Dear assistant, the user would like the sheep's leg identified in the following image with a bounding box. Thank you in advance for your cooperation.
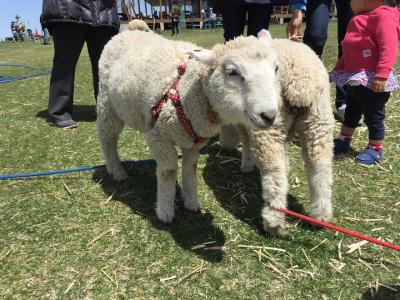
[299,122,333,223]
[250,129,289,236]
[155,165,178,224]
[259,142,288,236]
[219,125,241,150]
[181,147,200,212]
[96,101,127,181]
[236,125,255,173]
[146,136,179,224]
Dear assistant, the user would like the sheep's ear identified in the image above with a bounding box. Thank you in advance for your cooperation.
[187,49,216,66]
[258,29,272,45]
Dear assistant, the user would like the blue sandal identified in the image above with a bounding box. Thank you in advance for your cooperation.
[355,148,382,165]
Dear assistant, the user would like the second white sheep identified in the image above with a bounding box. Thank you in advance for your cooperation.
[220,39,334,235]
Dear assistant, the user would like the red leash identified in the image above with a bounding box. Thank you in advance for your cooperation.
[277,207,400,252]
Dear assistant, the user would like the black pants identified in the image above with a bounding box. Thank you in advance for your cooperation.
[335,0,353,109]
[171,19,179,35]
[48,23,115,123]
[222,1,273,41]
[344,85,390,141]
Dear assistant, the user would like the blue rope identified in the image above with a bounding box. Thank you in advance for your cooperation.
[0,159,156,180]
[0,128,217,180]
[0,62,51,83]
[0,62,49,71]
[0,71,51,83]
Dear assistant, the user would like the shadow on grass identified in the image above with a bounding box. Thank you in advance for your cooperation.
[36,105,96,122]
[333,147,359,161]
[93,161,225,263]
[361,285,400,300]
[202,144,318,237]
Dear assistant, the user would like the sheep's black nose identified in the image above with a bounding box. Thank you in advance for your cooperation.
[260,112,276,125]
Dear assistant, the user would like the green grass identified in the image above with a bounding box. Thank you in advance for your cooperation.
[0,24,399,299]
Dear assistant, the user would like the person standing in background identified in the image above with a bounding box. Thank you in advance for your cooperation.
[333,0,354,121]
[10,21,17,42]
[42,26,49,45]
[15,16,25,41]
[171,2,181,36]
[41,0,120,129]
[153,7,159,19]
[222,0,273,41]
[210,7,217,30]
[201,8,206,29]
[287,0,353,122]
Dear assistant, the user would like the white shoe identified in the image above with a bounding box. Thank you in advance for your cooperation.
[335,104,346,123]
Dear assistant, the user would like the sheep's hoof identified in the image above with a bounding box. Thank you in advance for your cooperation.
[309,210,333,230]
[156,207,174,224]
[183,201,201,213]
[261,207,285,236]
[263,224,284,237]
[310,209,333,223]
[112,170,129,182]
[241,162,255,173]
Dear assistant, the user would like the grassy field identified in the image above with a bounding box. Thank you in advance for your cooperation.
[0,24,399,299]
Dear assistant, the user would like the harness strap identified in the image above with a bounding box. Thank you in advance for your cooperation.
[150,61,209,144]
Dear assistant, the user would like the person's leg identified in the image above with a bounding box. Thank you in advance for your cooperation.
[171,20,176,35]
[357,87,390,146]
[86,26,116,100]
[247,3,273,36]
[43,28,49,45]
[351,86,390,164]
[335,0,353,111]
[334,85,362,154]
[48,23,86,125]
[336,0,352,57]
[342,86,363,133]
[176,21,179,35]
[303,0,332,57]
[222,1,247,41]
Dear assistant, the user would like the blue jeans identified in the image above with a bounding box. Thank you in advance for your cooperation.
[303,0,332,57]
[303,0,353,109]
[344,85,390,141]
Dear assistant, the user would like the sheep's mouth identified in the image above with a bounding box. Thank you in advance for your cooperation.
[248,114,272,129]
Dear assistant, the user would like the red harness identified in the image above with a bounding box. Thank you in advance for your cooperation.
[150,62,208,144]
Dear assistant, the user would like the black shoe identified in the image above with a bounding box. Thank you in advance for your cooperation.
[333,138,350,155]
[49,119,78,129]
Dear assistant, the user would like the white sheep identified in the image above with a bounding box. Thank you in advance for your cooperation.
[220,39,334,235]
[96,30,280,224]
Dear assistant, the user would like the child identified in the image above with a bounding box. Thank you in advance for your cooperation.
[331,0,400,165]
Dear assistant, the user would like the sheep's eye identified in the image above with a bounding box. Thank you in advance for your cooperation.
[226,68,239,77]
[275,65,279,73]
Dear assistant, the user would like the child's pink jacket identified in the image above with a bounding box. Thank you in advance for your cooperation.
[333,6,400,79]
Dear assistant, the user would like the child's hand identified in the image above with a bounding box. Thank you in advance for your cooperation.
[372,78,387,93]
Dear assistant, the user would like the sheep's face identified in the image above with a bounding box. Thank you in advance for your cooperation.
[190,31,280,130]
